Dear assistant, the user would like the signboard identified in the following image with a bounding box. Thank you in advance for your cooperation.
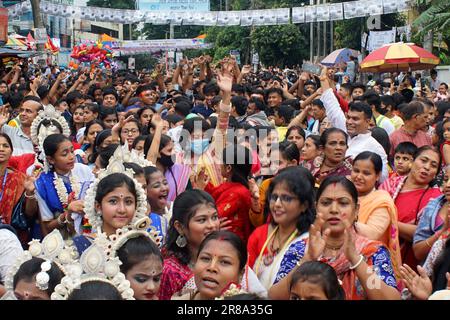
[128,57,135,70]
[230,49,241,65]
[34,28,48,45]
[367,29,396,52]
[302,61,323,75]
[138,0,210,12]
[0,8,8,45]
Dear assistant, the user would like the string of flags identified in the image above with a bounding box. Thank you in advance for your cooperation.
[8,0,411,27]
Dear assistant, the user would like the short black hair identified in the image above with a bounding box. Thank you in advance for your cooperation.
[349,101,372,119]
[311,99,324,109]
[362,90,381,109]
[351,83,366,94]
[232,83,245,95]
[102,87,119,101]
[203,83,220,96]
[394,141,418,157]
[231,96,248,116]
[174,101,192,117]
[276,104,295,124]
[402,101,425,121]
[249,97,266,112]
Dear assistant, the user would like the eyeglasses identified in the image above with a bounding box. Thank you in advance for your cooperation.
[122,129,139,135]
[269,193,296,204]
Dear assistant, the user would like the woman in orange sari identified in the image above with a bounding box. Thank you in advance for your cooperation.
[269,176,401,300]
[350,151,402,279]
[0,133,37,245]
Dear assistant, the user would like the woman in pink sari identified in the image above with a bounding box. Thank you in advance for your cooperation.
[159,190,220,300]
[380,146,442,270]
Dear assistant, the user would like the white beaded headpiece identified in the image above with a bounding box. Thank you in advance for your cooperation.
[30,105,70,172]
[83,143,149,234]
[93,216,163,260]
[30,104,70,148]
[51,244,134,300]
[121,142,155,168]
[4,230,79,292]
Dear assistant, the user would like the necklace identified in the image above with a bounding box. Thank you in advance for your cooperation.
[255,226,298,275]
[53,172,80,209]
[325,243,343,251]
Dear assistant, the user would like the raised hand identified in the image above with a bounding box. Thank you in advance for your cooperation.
[241,65,251,75]
[342,225,359,263]
[57,71,67,82]
[151,113,163,127]
[217,62,234,94]
[219,217,232,231]
[300,72,310,82]
[306,213,330,261]
[24,175,37,193]
[193,167,209,190]
[399,264,432,300]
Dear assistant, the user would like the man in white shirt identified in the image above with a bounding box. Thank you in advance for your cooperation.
[0,225,23,285]
[319,68,389,182]
[0,96,43,156]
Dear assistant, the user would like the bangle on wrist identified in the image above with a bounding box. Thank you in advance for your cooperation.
[25,191,36,199]
[57,213,66,226]
[349,254,364,270]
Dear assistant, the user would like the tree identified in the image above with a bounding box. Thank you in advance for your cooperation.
[251,24,308,67]
[413,0,450,63]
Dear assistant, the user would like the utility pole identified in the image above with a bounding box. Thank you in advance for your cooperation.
[309,0,314,62]
[323,0,327,57]
[30,0,46,66]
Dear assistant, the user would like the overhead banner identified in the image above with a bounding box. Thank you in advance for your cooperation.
[138,0,210,12]
[8,0,412,27]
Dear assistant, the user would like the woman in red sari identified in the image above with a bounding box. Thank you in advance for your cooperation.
[0,133,38,245]
[159,190,220,300]
[194,144,253,243]
[379,146,442,270]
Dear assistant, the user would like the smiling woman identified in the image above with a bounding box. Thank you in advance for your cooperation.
[380,146,443,270]
[159,190,220,300]
[35,134,94,239]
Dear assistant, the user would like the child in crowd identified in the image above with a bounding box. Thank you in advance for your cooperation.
[289,261,345,300]
[391,142,418,178]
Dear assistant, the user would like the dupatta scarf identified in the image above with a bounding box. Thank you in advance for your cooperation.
[358,189,402,280]
[318,232,392,300]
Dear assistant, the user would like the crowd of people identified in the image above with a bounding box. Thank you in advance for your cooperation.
[0,53,449,300]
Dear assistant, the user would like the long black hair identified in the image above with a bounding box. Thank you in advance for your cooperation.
[222,144,252,188]
[264,167,316,234]
[165,190,217,265]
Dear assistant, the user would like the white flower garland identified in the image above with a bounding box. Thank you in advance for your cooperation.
[53,173,81,209]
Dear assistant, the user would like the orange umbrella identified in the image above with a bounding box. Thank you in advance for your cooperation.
[360,42,440,73]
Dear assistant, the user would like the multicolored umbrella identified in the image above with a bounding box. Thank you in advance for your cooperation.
[360,42,440,73]
[321,48,359,66]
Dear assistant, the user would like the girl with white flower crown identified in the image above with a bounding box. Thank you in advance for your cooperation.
[35,134,94,239]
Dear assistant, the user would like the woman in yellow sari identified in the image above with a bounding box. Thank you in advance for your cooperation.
[350,151,402,278]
